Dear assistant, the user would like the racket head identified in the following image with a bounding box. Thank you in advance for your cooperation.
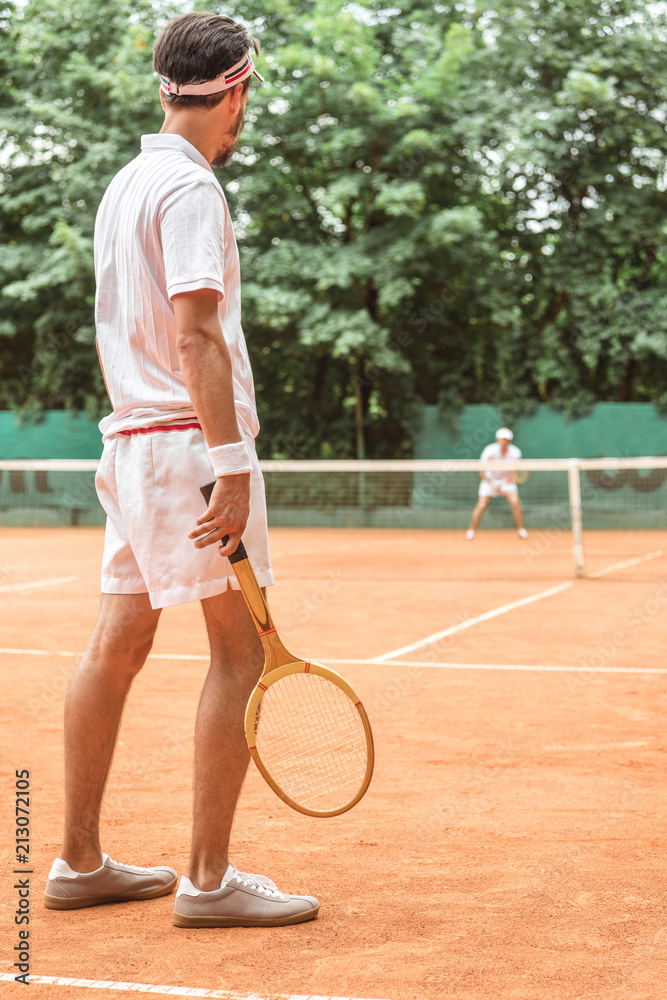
[514,470,530,485]
[245,661,374,818]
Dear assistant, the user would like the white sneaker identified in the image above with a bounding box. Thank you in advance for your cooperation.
[518,528,528,539]
[465,529,475,540]
[172,863,319,928]
[44,854,177,910]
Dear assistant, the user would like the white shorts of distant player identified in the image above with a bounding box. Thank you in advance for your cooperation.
[478,478,519,499]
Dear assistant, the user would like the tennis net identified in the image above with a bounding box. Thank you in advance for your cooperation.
[1,457,665,582]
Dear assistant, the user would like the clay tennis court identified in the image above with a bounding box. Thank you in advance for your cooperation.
[2,526,667,999]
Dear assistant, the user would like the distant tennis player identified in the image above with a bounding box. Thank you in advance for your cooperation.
[44,12,318,929]
[466,428,528,540]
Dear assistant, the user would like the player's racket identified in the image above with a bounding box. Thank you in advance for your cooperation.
[515,470,530,485]
[200,482,374,818]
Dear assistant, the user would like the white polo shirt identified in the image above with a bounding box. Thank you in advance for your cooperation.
[480,441,522,483]
[94,133,259,442]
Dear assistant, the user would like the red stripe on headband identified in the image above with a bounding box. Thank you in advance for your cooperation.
[225,56,252,84]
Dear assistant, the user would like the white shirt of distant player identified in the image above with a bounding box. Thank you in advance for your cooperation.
[94,134,258,441]
[480,442,522,485]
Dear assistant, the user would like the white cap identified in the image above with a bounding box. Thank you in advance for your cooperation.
[495,427,513,441]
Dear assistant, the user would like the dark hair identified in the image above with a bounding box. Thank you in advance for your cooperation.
[153,12,260,111]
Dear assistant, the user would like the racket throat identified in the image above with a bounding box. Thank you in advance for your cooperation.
[260,630,296,668]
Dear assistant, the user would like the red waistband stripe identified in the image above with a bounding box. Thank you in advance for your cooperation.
[119,422,202,436]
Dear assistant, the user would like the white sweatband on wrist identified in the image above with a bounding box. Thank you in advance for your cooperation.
[207,441,253,478]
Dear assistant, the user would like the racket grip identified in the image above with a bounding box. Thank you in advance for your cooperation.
[200,480,215,505]
[199,480,248,563]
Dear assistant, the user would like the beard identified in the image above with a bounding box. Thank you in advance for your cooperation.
[211,107,245,168]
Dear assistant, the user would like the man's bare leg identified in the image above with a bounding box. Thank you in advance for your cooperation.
[508,494,526,532]
[468,495,491,533]
[187,588,264,892]
[60,593,161,872]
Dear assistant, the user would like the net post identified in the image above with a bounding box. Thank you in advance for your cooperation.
[568,460,584,577]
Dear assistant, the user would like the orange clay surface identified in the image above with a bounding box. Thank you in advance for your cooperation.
[1,526,667,1000]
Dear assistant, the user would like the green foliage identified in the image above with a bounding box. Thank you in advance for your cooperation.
[0,0,165,418]
[2,0,667,453]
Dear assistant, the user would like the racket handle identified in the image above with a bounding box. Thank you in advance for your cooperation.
[200,481,215,504]
[227,540,248,564]
[200,480,248,563]
[199,479,275,636]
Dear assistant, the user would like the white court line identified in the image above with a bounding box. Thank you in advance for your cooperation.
[3,648,664,675]
[0,647,81,657]
[147,653,209,661]
[0,649,210,660]
[369,547,667,664]
[588,549,664,579]
[326,658,667,675]
[0,973,394,999]
[0,575,78,593]
[370,581,573,663]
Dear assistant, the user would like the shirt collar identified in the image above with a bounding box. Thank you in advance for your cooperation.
[141,134,212,174]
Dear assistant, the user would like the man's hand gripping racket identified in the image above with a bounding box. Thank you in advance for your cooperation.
[200,481,375,818]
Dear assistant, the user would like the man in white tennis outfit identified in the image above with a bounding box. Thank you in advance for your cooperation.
[44,12,319,928]
[466,428,528,540]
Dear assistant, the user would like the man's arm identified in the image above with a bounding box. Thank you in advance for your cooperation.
[174,287,250,557]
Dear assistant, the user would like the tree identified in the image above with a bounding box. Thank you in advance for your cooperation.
[483,0,667,415]
[216,0,667,451]
[0,0,165,418]
[2,0,667,454]
[217,0,523,455]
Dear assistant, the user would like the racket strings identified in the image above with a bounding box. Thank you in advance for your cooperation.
[253,672,370,812]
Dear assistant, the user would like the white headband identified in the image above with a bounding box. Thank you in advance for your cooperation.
[159,52,264,97]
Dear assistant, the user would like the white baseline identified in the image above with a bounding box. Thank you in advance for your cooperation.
[1,648,665,675]
[0,972,395,999]
[0,575,78,593]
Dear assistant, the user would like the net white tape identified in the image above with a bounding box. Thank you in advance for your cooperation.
[2,457,666,580]
[253,671,370,813]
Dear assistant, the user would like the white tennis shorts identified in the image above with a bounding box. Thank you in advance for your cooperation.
[95,423,274,609]
[478,479,518,499]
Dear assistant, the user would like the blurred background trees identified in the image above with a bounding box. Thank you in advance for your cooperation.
[1,0,666,456]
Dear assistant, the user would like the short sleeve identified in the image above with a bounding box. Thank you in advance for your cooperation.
[480,445,493,461]
[513,445,522,459]
[160,177,225,301]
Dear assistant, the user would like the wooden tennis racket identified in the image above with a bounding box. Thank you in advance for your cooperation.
[200,482,374,818]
